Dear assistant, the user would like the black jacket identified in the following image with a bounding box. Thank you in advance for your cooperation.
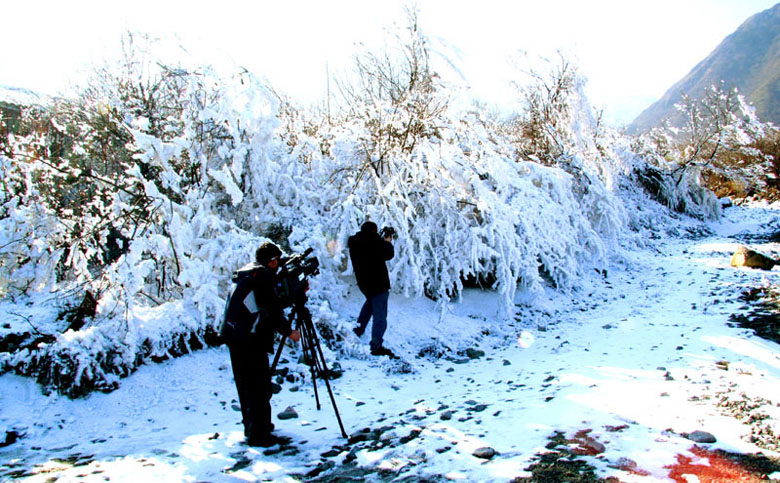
[348,230,394,296]
[221,264,292,352]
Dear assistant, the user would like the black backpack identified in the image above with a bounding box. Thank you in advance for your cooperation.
[218,264,267,343]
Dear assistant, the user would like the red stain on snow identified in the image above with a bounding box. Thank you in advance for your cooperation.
[665,446,765,482]
[559,429,774,481]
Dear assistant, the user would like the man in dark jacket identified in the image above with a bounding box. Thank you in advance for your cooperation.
[221,242,300,447]
[348,221,396,357]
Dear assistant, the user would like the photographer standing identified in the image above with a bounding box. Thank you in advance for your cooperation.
[221,242,300,447]
[348,221,396,358]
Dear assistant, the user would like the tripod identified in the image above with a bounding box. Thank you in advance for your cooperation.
[271,295,348,439]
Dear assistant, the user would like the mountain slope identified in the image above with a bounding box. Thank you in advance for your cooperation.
[629,3,780,133]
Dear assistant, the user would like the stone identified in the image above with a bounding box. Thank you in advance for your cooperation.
[466,348,485,359]
[326,362,344,380]
[321,448,342,458]
[570,429,606,455]
[1,431,20,448]
[272,367,289,377]
[730,245,778,271]
[473,447,497,459]
[348,432,371,444]
[579,438,606,455]
[277,407,298,420]
[615,457,641,472]
[399,429,422,444]
[686,430,717,443]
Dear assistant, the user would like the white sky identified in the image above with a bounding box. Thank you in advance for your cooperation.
[3,0,778,125]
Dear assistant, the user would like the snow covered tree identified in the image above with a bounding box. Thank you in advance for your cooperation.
[0,35,286,395]
[752,129,780,199]
[672,83,771,200]
[498,53,629,248]
[336,6,448,182]
[507,53,580,165]
[626,84,770,218]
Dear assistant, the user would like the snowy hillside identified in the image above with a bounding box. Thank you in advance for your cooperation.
[2,202,780,482]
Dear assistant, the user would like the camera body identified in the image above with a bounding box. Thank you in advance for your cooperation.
[379,226,397,240]
[231,248,319,309]
[276,248,320,308]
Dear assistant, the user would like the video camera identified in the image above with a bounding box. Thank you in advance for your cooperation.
[379,226,397,240]
[276,247,320,308]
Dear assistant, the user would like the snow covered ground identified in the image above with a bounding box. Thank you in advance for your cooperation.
[3,202,780,482]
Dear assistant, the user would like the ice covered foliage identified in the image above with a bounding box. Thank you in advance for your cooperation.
[0,60,284,396]
[0,154,65,296]
[630,83,776,218]
[308,114,619,309]
[0,31,719,396]
[270,34,627,312]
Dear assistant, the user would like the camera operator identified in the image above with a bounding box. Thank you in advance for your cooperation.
[221,242,301,447]
[348,221,397,358]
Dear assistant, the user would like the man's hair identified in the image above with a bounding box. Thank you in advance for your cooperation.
[255,242,282,265]
[361,221,378,233]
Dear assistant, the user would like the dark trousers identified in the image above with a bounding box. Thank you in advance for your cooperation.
[227,342,273,439]
[357,291,389,350]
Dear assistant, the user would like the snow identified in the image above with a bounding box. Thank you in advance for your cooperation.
[1,40,778,480]
[2,202,780,481]
[0,85,44,107]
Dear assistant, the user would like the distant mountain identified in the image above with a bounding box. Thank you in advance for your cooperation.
[0,85,43,106]
[629,3,780,133]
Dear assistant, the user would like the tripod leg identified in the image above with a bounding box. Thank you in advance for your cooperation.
[300,323,322,410]
[289,300,348,439]
[307,321,349,439]
[270,335,288,374]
